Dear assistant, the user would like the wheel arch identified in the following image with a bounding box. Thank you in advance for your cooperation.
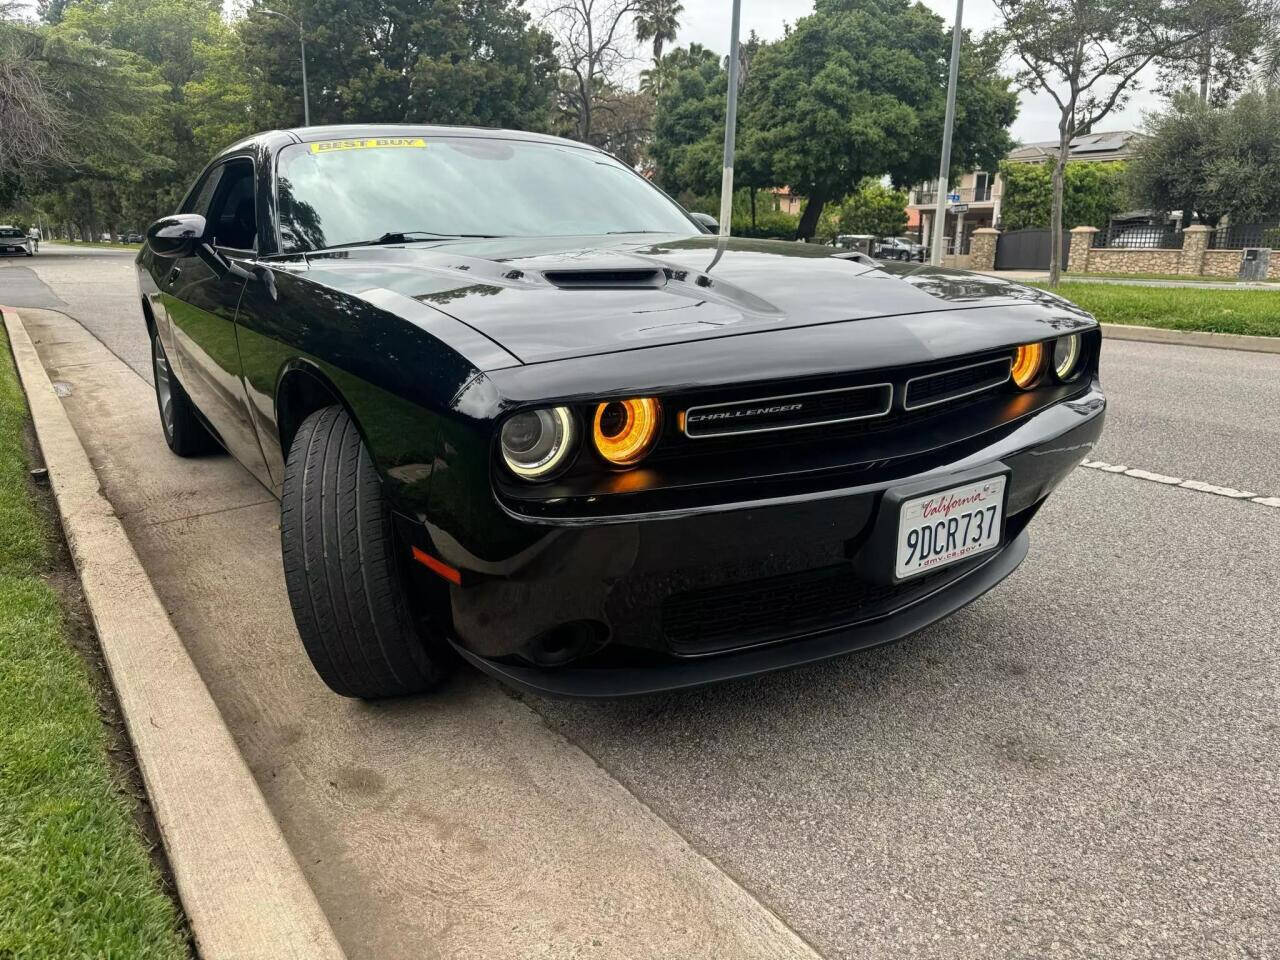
[274,360,356,456]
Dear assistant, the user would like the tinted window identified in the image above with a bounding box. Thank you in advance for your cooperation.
[275,136,695,253]
[206,159,257,251]
[0,228,23,238]
[182,166,225,219]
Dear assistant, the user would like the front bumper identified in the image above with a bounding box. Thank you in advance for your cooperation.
[441,385,1105,697]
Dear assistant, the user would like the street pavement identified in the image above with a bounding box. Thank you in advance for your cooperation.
[3,246,1277,958]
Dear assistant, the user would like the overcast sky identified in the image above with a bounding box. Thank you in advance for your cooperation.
[673,0,1162,143]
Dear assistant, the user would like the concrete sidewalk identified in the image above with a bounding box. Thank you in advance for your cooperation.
[13,305,822,959]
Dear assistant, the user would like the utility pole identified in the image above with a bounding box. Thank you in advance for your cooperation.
[718,0,742,238]
[260,8,310,126]
[930,0,963,266]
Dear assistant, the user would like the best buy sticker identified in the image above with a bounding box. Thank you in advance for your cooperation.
[310,137,427,154]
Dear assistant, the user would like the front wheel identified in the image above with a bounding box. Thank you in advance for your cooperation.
[280,406,450,699]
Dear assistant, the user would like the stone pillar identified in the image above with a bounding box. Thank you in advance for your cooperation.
[1068,226,1097,274]
[1179,223,1211,276]
[969,227,1000,272]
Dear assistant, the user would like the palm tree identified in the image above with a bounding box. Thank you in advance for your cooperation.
[634,0,683,66]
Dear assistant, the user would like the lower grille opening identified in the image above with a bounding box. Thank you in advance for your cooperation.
[661,557,981,657]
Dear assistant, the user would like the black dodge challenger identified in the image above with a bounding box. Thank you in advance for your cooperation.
[136,125,1105,698]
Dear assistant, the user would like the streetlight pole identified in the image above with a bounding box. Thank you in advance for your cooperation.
[718,0,742,238]
[930,0,963,266]
[260,8,310,126]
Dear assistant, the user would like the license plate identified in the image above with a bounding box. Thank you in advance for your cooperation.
[894,475,1006,580]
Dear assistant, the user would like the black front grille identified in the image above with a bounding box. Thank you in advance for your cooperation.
[683,383,891,437]
[661,558,979,656]
[904,357,1011,410]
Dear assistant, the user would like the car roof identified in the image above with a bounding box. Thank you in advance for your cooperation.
[216,124,600,158]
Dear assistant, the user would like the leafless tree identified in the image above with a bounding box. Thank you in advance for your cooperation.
[0,23,68,172]
[544,0,639,143]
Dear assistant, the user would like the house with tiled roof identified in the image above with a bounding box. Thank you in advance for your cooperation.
[906,130,1141,262]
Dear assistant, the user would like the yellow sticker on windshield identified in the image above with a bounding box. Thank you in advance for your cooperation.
[309,137,427,154]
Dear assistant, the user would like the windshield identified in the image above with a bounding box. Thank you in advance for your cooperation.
[0,228,22,238]
[275,136,696,253]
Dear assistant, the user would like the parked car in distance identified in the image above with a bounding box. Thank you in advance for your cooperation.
[831,233,874,254]
[136,124,1105,700]
[0,225,34,257]
[1107,225,1175,249]
[126,233,144,244]
[876,236,926,261]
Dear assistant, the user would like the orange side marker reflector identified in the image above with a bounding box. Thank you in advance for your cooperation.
[412,546,462,585]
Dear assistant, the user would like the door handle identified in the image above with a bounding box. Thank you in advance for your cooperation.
[167,266,182,284]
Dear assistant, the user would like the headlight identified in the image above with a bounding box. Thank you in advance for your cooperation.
[1052,334,1083,381]
[500,407,577,480]
[592,397,661,466]
[1011,342,1045,389]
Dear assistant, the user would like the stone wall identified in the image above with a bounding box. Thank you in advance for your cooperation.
[1202,249,1244,278]
[1084,248,1183,274]
[994,223,1262,279]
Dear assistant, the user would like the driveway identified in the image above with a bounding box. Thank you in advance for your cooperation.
[4,248,1278,959]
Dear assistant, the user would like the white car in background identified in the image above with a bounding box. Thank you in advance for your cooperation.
[0,225,34,257]
[875,236,926,261]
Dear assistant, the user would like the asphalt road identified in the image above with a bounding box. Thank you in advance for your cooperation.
[4,247,1278,958]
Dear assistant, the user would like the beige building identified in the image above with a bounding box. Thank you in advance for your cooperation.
[907,130,1140,262]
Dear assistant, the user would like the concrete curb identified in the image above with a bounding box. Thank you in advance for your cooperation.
[1101,322,1280,355]
[2,306,346,960]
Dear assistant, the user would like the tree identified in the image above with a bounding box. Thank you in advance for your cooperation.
[739,0,1018,239]
[650,44,729,194]
[634,0,682,67]
[59,0,230,217]
[0,8,171,237]
[999,160,1126,230]
[0,19,67,178]
[835,179,909,238]
[1156,0,1271,104]
[1126,87,1280,223]
[994,0,1251,284]
[239,0,557,132]
[545,0,639,143]
[586,86,655,165]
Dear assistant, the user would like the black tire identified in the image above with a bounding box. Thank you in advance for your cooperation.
[151,332,216,456]
[280,405,449,698]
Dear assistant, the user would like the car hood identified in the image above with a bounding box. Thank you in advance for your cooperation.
[301,234,1093,365]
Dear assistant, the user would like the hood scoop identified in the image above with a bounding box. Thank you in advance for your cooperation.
[543,267,666,289]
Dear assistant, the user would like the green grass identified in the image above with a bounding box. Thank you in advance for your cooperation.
[48,240,141,250]
[1035,282,1280,338]
[0,326,189,958]
[1064,271,1277,284]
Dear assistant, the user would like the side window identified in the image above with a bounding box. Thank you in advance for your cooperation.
[182,166,225,219]
[205,158,258,252]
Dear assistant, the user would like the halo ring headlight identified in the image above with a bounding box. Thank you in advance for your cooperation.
[1052,333,1083,381]
[592,397,661,466]
[500,406,577,480]
[1011,342,1045,389]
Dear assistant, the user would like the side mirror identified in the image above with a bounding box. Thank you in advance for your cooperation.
[146,214,206,257]
[689,211,719,234]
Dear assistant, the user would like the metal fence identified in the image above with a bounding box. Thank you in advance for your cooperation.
[1209,221,1280,249]
[1092,222,1183,250]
